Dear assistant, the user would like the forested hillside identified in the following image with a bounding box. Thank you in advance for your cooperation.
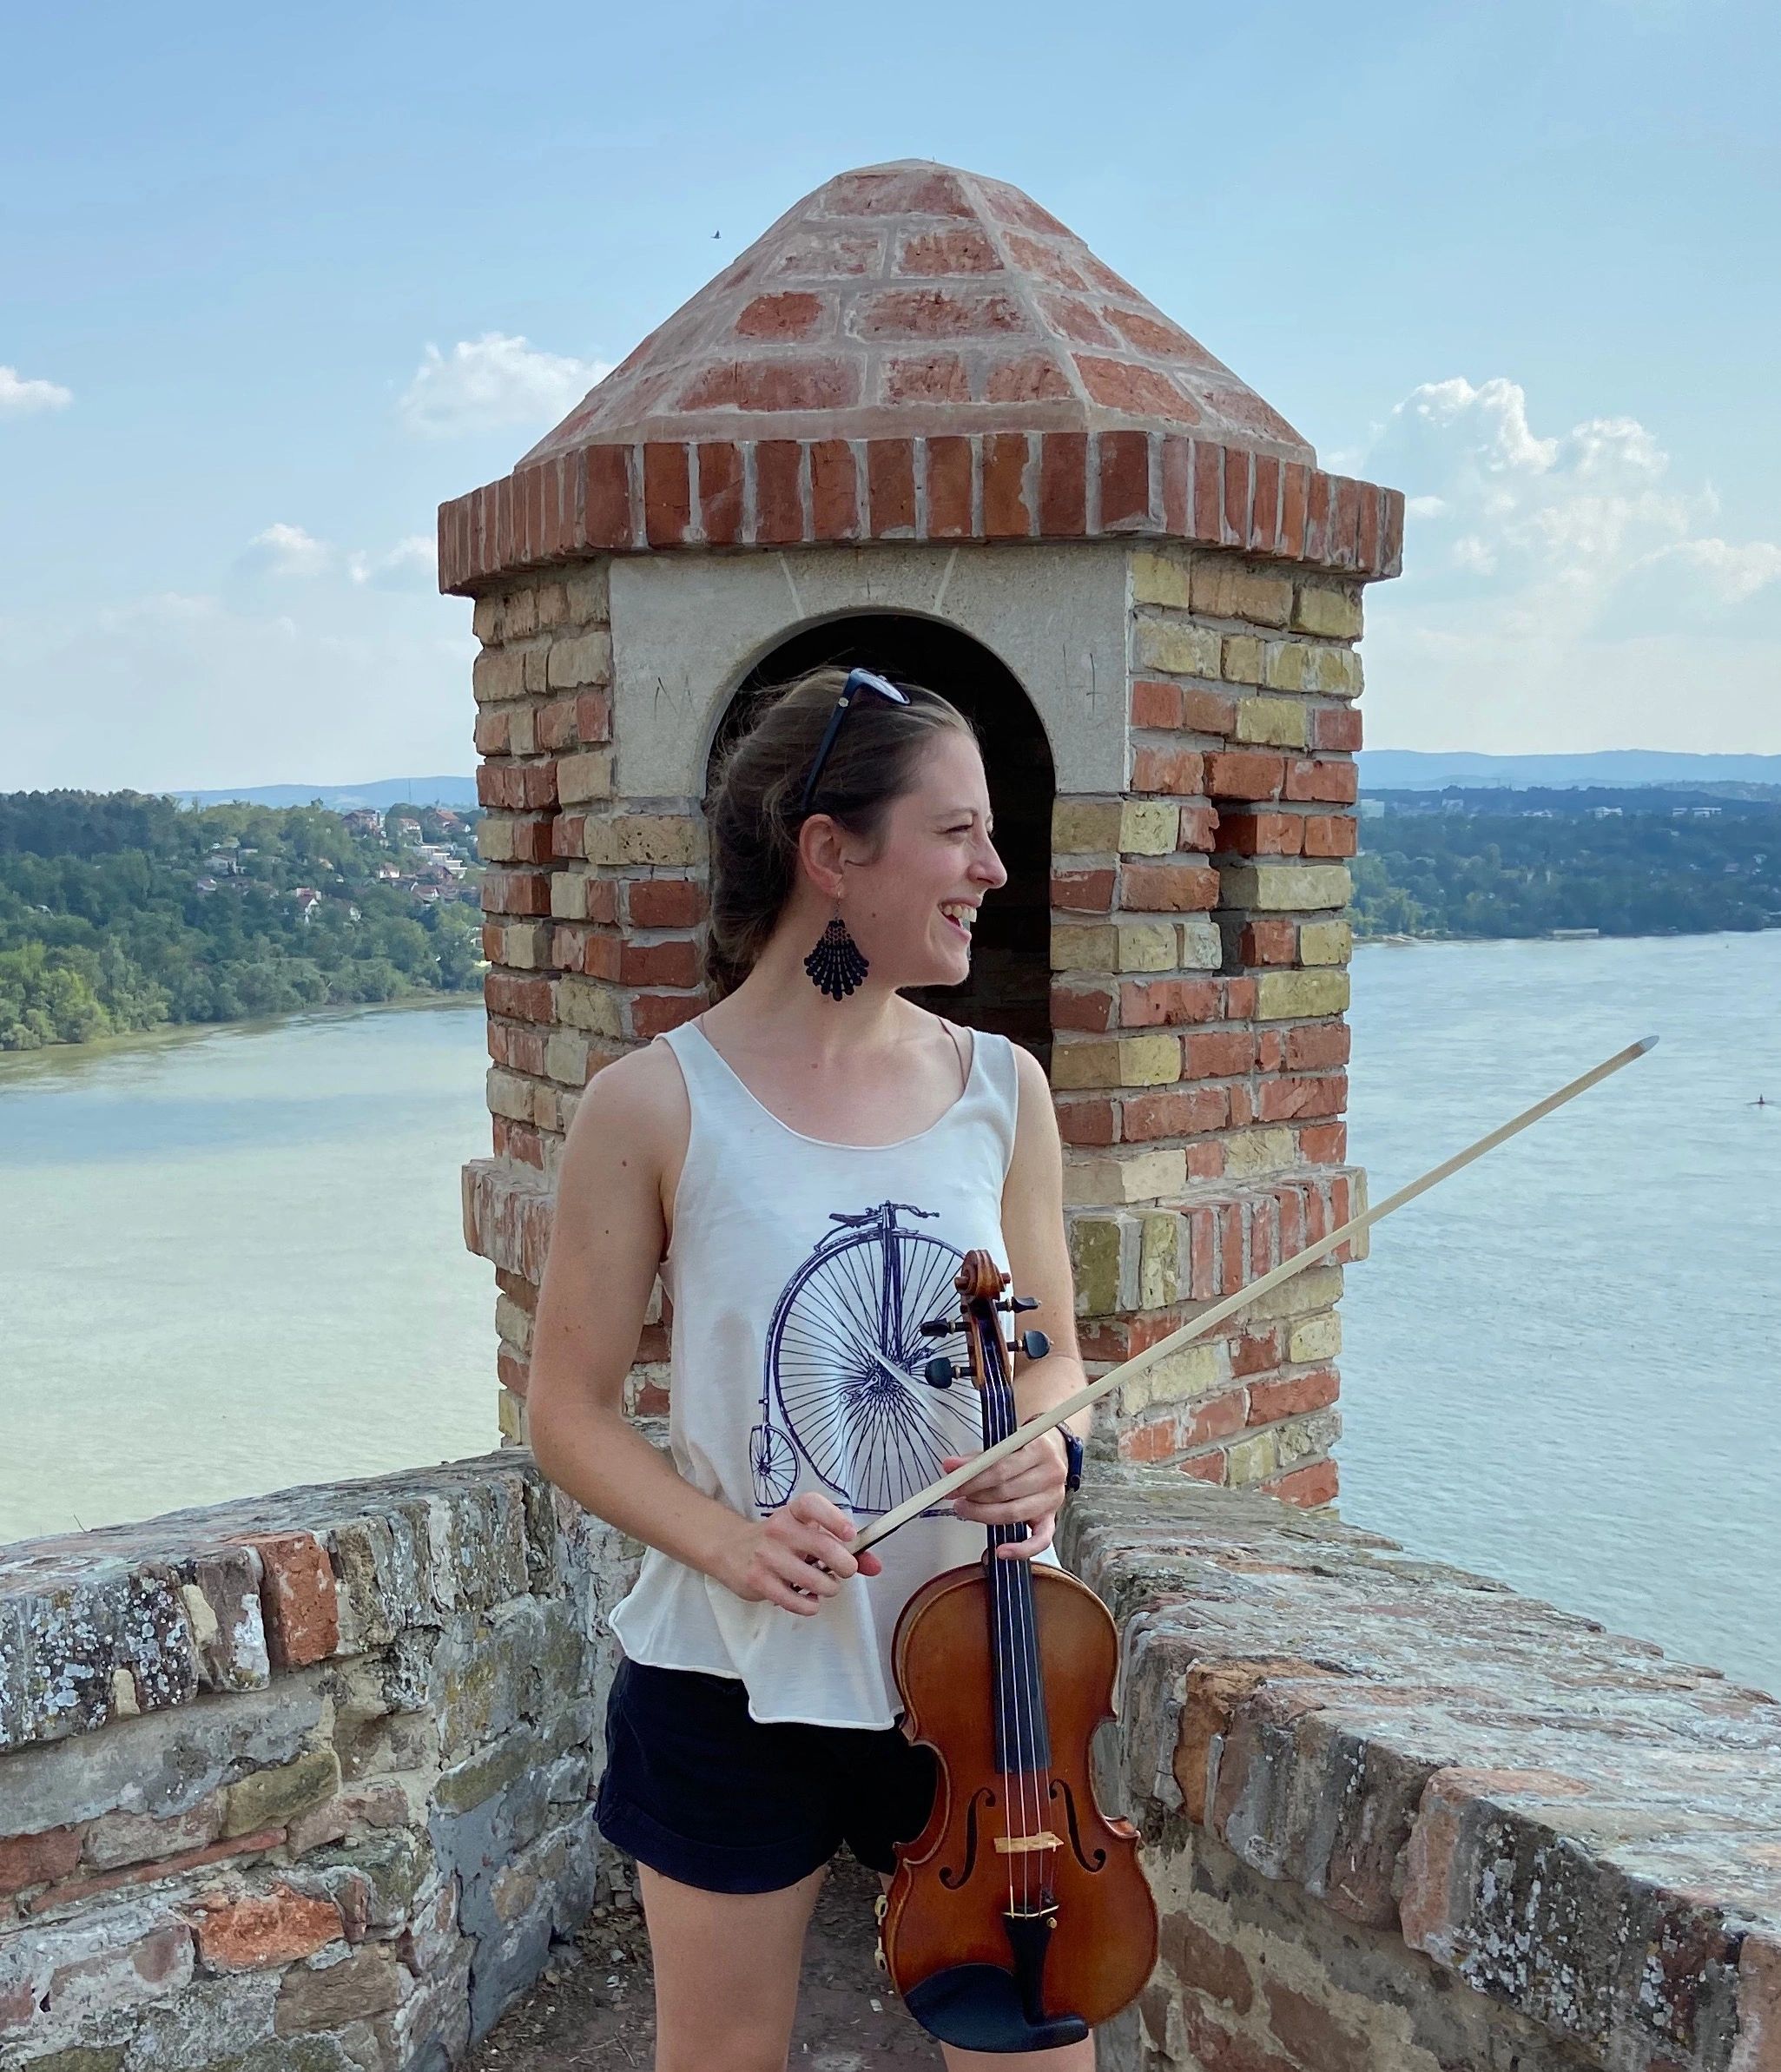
[0,792,483,1050]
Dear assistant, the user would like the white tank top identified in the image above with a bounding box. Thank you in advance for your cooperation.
[608,1013,1058,1728]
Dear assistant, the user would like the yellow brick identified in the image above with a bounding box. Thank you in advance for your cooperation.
[1070,1217,1127,1314]
[533,580,571,630]
[1139,1211,1181,1308]
[1052,799,1125,855]
[1061,1148,1188,1207]
[1221,1127,1297,1178]
[1180,920,1224,970]
[1119,800,1180,855]
[505,707,537,757]
[1234,697,1309,749]
[486,1069,536,1123]
[1115,924,1180,972]
[1221,635,1265,685]
[555,979,623,1038]
[1217,863,1352,912]
[1118,1341,1222,1418]
[564,564,611,624]
[472,648,525,704]
[477,816,519,863]
[1246,1265,1344,1321]
[1191,561,1293,627]
[1255,970,1350,1020]
[1292,584,1363,639]
[1131,547,1193,609]
[503,588,539,639]
[1298,920,1354,967]
[1225,1429,1279,1486]
[498,1388,526,1444]
[584,815,703,868]
[1051,924,1118,974]
[545,1032,591,1085]
[1050,1035,1120,1089]
[1137,617,1222,680]
[1289,1312,1342,1363]
[557,750,614,806]
[495,1292,535,1356]
[472,596,502,644]
[1264,641,1362,697]
[546,628,614,690]
[497,921,551,972]
[1118,1033,1185,1085]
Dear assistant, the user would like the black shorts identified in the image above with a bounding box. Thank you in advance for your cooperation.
[594,1655,939,1894]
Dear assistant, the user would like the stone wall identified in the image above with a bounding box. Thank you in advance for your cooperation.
[1062,1475,1780,2072]
[0,1457,643,2071]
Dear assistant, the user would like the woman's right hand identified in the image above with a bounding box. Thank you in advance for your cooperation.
[714,1491,884,1615]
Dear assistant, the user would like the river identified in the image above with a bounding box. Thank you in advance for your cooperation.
[1,937,1776,1694]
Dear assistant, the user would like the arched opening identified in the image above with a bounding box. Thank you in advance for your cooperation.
[706,614,1056,1063]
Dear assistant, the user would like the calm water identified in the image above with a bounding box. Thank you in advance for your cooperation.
[1,940,1775,1694]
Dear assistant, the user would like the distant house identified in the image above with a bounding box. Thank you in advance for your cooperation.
[195,876,219,894]
[414,884,441,905]
[434,809,463,829]
[292,888,322,922]
[376,863,401,881]
[1587,806,1622,819]
[342,808,384,835]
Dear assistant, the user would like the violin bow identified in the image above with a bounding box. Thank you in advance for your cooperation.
[851,1034,1656,1559]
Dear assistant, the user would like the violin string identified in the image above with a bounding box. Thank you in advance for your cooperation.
[989,1331,1039,1917]
[982,1305,1018,1920]
[999,1321,1055,1913]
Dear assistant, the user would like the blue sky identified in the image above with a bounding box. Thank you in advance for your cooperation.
[3,0,1777,789]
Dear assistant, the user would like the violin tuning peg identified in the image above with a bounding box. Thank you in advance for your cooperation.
[1011,1295,1040,1313]
[919,1316,955,1337]
[1019,1330,1051,1362]
[922,1356,956,1389]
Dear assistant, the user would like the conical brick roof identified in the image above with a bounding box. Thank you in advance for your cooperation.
[523,161,1313,463]
[439,163,1402,590]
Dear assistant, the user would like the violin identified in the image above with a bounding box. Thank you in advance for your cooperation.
[876,1250,1158,2053]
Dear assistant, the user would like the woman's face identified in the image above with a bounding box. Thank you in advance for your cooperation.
[838,730,1009,990]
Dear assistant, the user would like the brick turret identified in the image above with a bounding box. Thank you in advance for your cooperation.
[444,159,1402,1502]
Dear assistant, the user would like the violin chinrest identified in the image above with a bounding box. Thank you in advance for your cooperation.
[903,1963,1090,2054]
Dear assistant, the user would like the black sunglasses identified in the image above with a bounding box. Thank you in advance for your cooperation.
[797,667,911,819]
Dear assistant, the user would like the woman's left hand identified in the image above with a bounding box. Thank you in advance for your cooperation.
[940,1429,1070,1560]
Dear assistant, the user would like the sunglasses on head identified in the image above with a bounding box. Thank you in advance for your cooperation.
[797,667,911,819]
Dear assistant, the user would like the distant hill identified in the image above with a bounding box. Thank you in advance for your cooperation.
[1360,750,1781,793]
[171,776,478,811]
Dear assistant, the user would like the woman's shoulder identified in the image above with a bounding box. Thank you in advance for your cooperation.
[562,1032,690,1179]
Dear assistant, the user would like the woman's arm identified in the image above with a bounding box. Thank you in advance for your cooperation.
[524,1050,879,1614]
[943,1039,1088,1555]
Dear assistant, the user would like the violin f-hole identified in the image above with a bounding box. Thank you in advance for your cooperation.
[939,1785,997,1889]
[1048,1777,1109,1874]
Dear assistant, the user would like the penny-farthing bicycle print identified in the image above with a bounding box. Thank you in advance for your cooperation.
[751,1201,985,1518]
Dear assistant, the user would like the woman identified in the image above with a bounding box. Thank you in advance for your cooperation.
[525,664,1098,2070]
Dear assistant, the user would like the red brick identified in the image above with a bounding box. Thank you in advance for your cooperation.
[497,1347,530,1399]
[1183,1030,1255,1079]
[631,993,703,1039]
[473,709,510,757]
[1285,1024,1350,1069]
[1058,1096,1116,1146]
[1039,432,1087,535]
[1052,868,1114,912]
[1280,463,1309,559]
[628,878,704,927]
[193,1885,344,1972]
[1249,1370,1340,1424]
[1132,677,1183,729]
[1121,979,1222,1027]
[1183,2002,1298,2072]
[867,439,916,534]
[576,689,612,744]
[697,441,744,546]
[1131,746,1206,796]
[584,879,618,925]
[584,446,635,551]
[482,869,552,917]
[1178,802,1219,850]
[809,439,861,540]
[23,1828,286,1917]
[1077,357,1198,428]
[1162,434,1192,532]
[926,435,973,538]
[682,359,860,415]
[1218,810,1302,857]
[1305,471,1331,562]
[1332,478,1362,571]
[1230,1083,1256,1126]
[1223,446,1250,545]
[1188,1389,1248,1449]
[896,226,999,274]
[1120,859,1219,912]
[633,1381,672,1416]
[226,1532,337,1669]
[494,473,514,566]
[1358,484,1382,570]
[485,971,552,1022]
[1311,704,1362,753]
[478,762,558,812]
[1303,814,1357,858]
[509,816,555,865]
[1051,981,1118,1033]
[0,1825,82,1897]
[533,696,576,754]
[1382,488,1405,572]
[1179,1450,1227,1485]
[1003,231,1087,289]
[1252,453,1281,554]
[1257,1030,1284,1071]
[642,441,691,546]
[884,353,970,403]
[1098,428,1153,528]
[985,353,1072,403]
[1041,294,1118,347]
[983,432,1033,538]
[1192,442,1223,541]
[755,440,804,544]
[1265,1979,1368,2072]
[493,1116,545,1167]
[1298,1121,1347,1165]
[1279,1185,1306,1261]
[854,287,1026,339]
[735,292,826,340]
[1259,1072,1347,1122]
[1240,920,1297,965]
[1181,684,1237,736]
[480,922,503,961]
[1220,1204,1245,1291]
[620,939,700,987]
[1207,752,1285,802]
[1230,1327,1283,1376]
[1284,758,1359,805]
[1226,976,1257,1016]
[1122,1085,1230,1139]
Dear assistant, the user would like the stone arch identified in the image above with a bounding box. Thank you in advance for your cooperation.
[707,611,1056,1058]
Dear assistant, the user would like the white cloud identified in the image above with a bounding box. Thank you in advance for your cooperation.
[0,366,74,414]
[245,522,335,577]
[1354,377,1781,752]
[398,333,611,437]
[348,535,437,591]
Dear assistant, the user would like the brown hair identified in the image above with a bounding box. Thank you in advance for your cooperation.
[702,665,978,1000]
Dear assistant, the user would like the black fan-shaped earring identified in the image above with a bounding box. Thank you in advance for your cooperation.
[804,901,868,1000]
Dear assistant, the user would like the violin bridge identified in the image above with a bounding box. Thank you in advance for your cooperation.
[993,1830,1062,1855]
